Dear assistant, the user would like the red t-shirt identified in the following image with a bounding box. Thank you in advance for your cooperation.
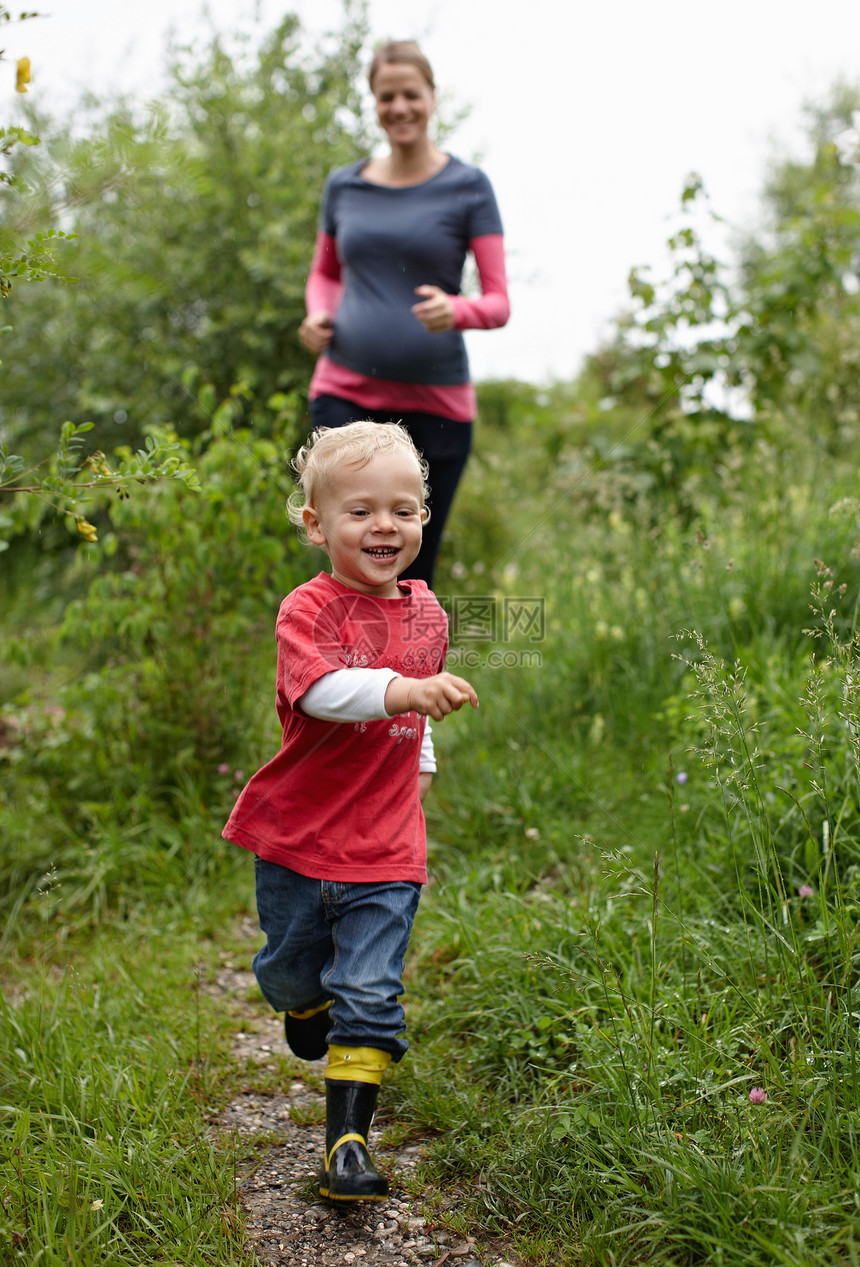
[222,572,448,883]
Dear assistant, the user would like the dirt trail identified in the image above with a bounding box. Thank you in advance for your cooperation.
[212,919,523,1267]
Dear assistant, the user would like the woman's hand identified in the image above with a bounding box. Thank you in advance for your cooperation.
[411,285,455,332]
[299,310,334,353]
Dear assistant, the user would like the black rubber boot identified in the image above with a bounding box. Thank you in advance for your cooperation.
[319,1079,389,1202]
[283,1002,332,1061]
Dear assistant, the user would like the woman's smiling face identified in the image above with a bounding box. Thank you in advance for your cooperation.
[302,451,426,598]
[372,62,435,149]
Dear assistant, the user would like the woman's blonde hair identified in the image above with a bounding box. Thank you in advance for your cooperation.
[287,421,430,532]
[368,40,435,92]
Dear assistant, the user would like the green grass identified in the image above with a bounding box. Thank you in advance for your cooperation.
[0,904,254,1264]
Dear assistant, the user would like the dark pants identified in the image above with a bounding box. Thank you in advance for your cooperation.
[309,394,473,589]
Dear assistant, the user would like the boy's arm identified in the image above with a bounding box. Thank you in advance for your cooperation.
[419,721,436,772]
[299,669,478,724]
[298,667,399,722]
[419,720,435,802]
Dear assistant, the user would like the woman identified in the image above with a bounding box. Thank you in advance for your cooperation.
[299,39,510,587]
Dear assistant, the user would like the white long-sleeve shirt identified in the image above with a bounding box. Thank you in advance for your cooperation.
[300,668,436,773]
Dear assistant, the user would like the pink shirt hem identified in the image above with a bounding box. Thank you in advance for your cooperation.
[309,358,476,422]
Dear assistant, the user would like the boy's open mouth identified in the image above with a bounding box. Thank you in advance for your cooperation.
[364,547,399,558]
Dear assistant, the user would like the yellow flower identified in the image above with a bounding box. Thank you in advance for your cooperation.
[75,518,98,543]
[16,57,31,94]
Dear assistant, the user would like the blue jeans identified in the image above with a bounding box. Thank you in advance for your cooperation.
[253,858,422,1060]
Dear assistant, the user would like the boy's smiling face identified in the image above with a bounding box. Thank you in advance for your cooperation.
[302,452,425,598]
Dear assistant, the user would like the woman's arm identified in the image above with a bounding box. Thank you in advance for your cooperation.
[411,233,510,333]
[305,230,342,314]
[299,231,343,353]
[451,233,510,330]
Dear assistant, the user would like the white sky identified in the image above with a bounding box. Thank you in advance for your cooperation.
[7,0,860,384]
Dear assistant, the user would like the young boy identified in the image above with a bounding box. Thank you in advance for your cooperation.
[223,421,478,1202]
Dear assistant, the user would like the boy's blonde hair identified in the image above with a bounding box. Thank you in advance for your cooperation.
[287,421,430,531]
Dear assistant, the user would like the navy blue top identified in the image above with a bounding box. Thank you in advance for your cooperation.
[320,156,503,386]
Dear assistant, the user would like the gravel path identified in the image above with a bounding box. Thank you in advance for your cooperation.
[212,920,524,1267]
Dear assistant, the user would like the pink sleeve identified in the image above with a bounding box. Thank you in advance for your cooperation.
[305,231,343,316]
[450,234,510,331]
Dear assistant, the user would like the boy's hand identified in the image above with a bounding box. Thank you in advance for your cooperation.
[385,672,479,721]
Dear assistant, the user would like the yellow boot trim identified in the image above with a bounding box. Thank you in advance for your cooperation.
[287,1000,331,1020]
[326,1044,391,1085]
[324,1132,367,1170]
